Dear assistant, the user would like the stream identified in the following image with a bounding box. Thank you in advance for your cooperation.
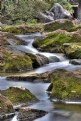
[1,32,81,121]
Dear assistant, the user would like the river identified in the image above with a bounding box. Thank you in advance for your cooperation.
[1,33,81,121]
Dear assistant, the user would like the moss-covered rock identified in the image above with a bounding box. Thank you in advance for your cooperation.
[64,43,81,59]
[33,29,81,53]
[33,30,70,52]
[1,24,43,34]
[0,93,14,115]
[0,87,37,104]
[48,70,81,100]
[0,53,32,73]
[43,19,75,32]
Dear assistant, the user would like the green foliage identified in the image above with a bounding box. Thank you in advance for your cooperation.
[5,0,49,23]
[1,0,72,23]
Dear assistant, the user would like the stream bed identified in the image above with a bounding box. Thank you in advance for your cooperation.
[1,33,81,121]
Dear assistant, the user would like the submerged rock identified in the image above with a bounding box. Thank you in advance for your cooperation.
[48,69,81,101]
[18,107,46,121]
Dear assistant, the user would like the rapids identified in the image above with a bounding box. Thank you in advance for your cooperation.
[1,33,81,121]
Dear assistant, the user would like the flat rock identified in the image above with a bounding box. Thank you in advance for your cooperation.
[18,107,47,121]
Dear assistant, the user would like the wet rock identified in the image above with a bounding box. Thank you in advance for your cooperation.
[70,59,81,65]
[18,107,47,121]
[29,53,49,68]
[7,74,39,82]
[0,113,15,120]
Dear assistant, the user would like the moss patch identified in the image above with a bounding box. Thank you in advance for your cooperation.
[1,87,36,104]
[64,43,81,59]
[0,53,32,73]
[1,24,43,34]
[48,70,81,100]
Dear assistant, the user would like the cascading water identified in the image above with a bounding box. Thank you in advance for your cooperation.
[1,33,81,121]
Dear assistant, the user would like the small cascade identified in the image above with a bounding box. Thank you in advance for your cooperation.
[15,33,66,64]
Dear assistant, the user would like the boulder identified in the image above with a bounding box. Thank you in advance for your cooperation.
[47,69,81,101]
[18,107,46,121]
[50,3,72,20]
[29,53,49,68]
[38,3,72,23]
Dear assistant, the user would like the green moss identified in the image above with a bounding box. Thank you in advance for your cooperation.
[1,53,33,72]
[64,43,81,59]
[48,70,81,100]
[1,87,36,104]
[33,30,72,53]
[44,20,75,32]
[1,24,43,34]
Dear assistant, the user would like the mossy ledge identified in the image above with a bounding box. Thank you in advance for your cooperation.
[1,24,43,34]
[48,70,81,100]
[43,19,75,32]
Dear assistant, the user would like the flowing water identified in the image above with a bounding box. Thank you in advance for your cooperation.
[1,33,81,121]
